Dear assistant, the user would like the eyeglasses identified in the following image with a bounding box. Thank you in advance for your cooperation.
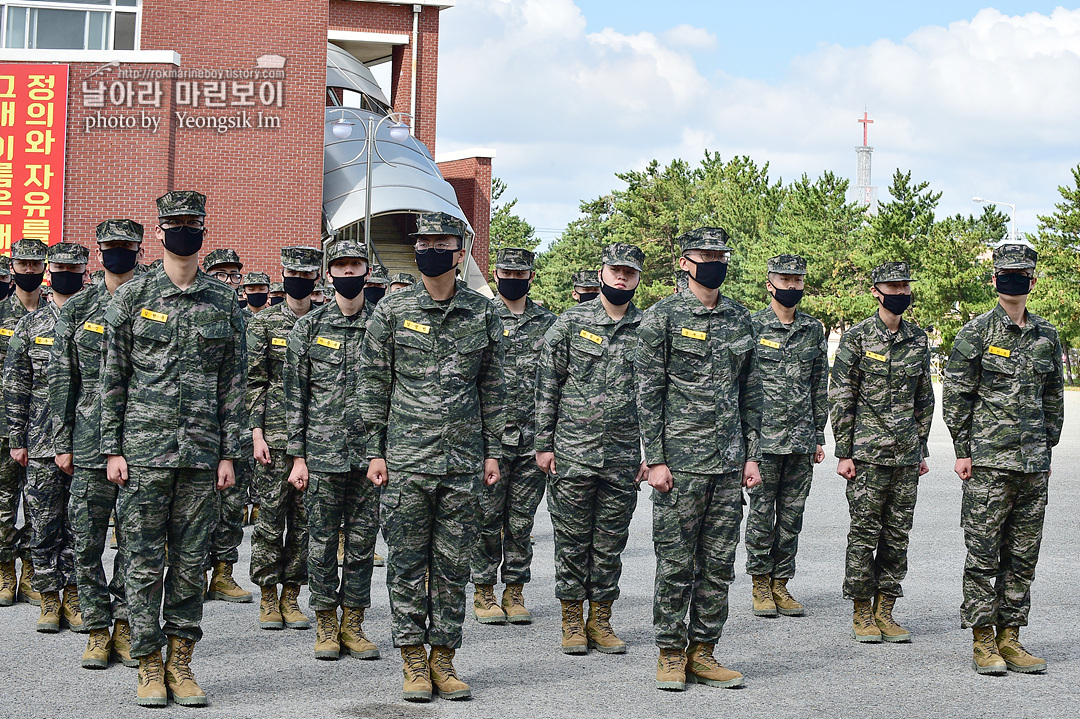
[159,220,205,230]
[414,240,460,253]
[212,271,243,283]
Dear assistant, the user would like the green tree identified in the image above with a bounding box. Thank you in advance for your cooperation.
[531,196,615,313]
[1032,164,1080,381]
[488,177,538,271]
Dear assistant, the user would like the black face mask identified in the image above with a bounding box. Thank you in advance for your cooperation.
[332,274,366,300]
[364,286,386,306]
[162,226,204,257]
[879,292,912,315]
[771,287,804,308]
[498,277,530,302]
[269,296,284,306]
[600,279,635,306]
[415,248,458,278]
[238,299,248,309]
[576,291,599,304]
[13,272,44,293]
[996,273,1032,296]
[246,292,268,308]
[283,277,316,300]
[100,247,139,275]
[688,259,727,289]
[50,271,85,297]
[310,299,324,307]
[0,282,11,299]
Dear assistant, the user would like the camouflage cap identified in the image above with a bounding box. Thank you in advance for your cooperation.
[411,211,467,239]
[571,270,601,289]
[0,255,9,276]
[871,261,917,284]
[767,253,807,276]
[367,264,390,285]
[47,242,90,265]
[96,219,144,245]
[992,242,1037,271]
[324,238,368,265]
[202,248,243,271]
[269,281,284,293]
[674,269,689,291]
[601,242,645,272]
[242,272,271,287]
[677,227,733,254]
[10,238,48,261]
[281,246,322,272]
[495,247,535,271]
[390,272,416,286]
[156,190,207,218]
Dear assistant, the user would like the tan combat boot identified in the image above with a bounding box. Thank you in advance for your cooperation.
[996,626,1046,673]
[873,592,911,642]
[279,583,310,629]
[586,600,627,654]
[560,599,587,654]
[18,559,40,605]
[112,619,138,667]
[206,561,253,603]
[501,583,532,624]
[259,585,284,629]
[81,627,112,669]
[340,607,379,659]
[250,503,260,524]
[313,609,340,660]
[0,558,16,606]
[771,578,805,617]
[136,650,168,707]
[752,575,778,617]
[686,642,744,688]
[972,625,1007,675]
[164,636,207,706]
[656,647,687,691]
[62,585,86,632]
[472,583,506,624]
[374,552,385,567]
[851,599,882,643]
[400,645,432,702]
[37,591,61,633]
[428,645,471,700]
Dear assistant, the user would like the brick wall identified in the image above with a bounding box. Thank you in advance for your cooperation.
[438,156,492,276]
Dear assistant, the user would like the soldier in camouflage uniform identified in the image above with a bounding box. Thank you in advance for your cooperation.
[943,242,1063,676]
[0,242,46,608]
[829,261,933,645]
[389,272,416,293]
[310,282,328,307]
[248,247,321,632]
[536,243,647,656]
[0,255,12,299]
[364,264,389,308]
[6,240,89,637]
[471,247,556,625]
[360,211,504,702]
[243,271,271,315]
[571,269,601,304]
[635,228,762,691]
[50,220,144,668]
[269,281,285,306]
[101,191,245,707]
[745,254,828,618]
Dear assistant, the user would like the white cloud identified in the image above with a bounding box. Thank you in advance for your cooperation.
[435,3,1080,240]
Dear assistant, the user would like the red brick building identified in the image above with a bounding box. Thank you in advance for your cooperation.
[0,0,493,280]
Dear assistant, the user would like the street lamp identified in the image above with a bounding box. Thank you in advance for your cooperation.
[972,196,1017,242]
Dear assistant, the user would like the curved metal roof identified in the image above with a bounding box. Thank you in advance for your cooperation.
[326,42,389,107]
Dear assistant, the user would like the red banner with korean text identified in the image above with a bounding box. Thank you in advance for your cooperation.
[0,64,68,254]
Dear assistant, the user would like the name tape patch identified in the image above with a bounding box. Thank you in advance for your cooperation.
[83,322,104,334]
[865,351,887,362]
[316,337,341,350]
[34,336,54,346]
[140,308,168,323]
[988,345,1011,358]
[0,328,13,337]
[682,328,707,341]
[403,320,430,334]
[271,337,287,347]
[759,337,780,349]
[503,329,510,337]
[579,330,603,345]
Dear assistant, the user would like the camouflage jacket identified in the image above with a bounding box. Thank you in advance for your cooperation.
[535,297,642,468]
[942,304,1064,473]
[637,292,763,473]
[247,301,307,451]
[284,300,371,472]
[100,266,246,469]
[4,302,61,458]
[48,282,113,469]
[750,306,829,455]
[829,313,934,466]
[498,297,557,450]
[359,281,506,474]
[0,293,34,445]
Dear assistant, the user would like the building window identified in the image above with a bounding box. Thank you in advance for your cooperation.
[1,0,140,51]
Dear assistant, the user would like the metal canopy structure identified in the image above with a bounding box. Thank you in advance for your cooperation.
[325,42,389,107]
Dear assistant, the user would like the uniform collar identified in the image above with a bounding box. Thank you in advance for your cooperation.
[763,304,807,330]
[588,296,641,327]
[415,280,470,313]
[153,264,213,297]
[498,296,541,322]
[993,303,1031,333]
[872,312,914,342]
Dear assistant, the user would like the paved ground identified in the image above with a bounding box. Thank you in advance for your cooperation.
[2,388,1079,718]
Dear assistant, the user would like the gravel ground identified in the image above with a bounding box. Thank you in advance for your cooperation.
[2,387,1078,718]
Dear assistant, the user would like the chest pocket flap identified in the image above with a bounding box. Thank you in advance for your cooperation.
[396,325,435,353]
[570,331,605,357]
[455,326,488,355]
[981,351,1016,377]
[309,340,343,365]
[672,333,708,357]
[75,328,104,353]
[197,320,231,341]
[860,354,889,375]
[132,316,174,343]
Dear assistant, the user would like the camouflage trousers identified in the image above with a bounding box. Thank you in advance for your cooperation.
[306,466,378,611]
[653,470,743,649]
[843,462,918,600]
[117,467,218,658]
[25,458,74,593]
[249,449,308,587]
[207,455,249,566]
[382,471,480,649]
[960,467,1048,629]
[0,444,25,562]
[744,453,814,579]
[547,460,638,602]
[70,467,127,630]
[471,446,546,586]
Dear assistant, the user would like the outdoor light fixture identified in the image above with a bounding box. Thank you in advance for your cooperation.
[389,120,410,142]
[331,117,354,139]
[972,196,1017,241]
